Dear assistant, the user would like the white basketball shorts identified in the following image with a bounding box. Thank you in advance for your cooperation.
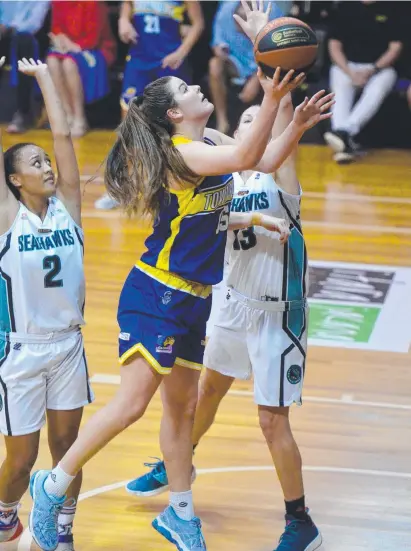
[204,288,308,407]
[0,327,94,436]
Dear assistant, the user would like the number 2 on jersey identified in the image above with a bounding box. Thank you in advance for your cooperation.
[233,227,257,251]
[144,14,160,34]
[43,255,63,288]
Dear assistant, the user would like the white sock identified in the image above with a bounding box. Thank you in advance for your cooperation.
[0,500,20,541]
[170,490,194,521]
[44,465,75,498]
[58,499,76,550]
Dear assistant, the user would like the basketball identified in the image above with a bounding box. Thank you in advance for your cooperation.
[254,17,318,78]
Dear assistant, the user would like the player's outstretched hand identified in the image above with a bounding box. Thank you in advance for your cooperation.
[258,214,290,244]
[0,56,5,69]
[234,0,272,43]
[293,90,335,131]
[258,67,306,103]
[18,58,48,77]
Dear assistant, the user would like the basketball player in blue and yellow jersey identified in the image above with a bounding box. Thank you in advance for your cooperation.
[119,0,204,113]
[95,0,204,210]
[29,5,325,551]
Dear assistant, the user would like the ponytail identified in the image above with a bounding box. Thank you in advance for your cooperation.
[105,77,198,218]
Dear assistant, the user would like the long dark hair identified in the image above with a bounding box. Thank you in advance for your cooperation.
[105,77,199,218]
[3,143,37,200]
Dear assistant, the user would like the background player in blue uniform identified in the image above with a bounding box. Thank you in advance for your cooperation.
[119,0,204,115]
[28,5,321,551]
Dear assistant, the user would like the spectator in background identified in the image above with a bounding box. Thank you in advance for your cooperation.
[324,1,403,164]
[95,0,204,210]
[209,1,282,134]
[0,1,50,133]
[47,0,116,138]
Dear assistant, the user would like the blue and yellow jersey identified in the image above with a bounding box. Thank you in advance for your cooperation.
[129,0,185,69]
[139,136,234,290]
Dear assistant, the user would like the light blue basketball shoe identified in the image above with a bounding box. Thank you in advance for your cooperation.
[152,505,206,551]
[29,470,65,551]
[126,458,196,497]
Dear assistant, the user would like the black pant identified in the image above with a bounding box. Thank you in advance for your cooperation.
[0,31,38,115]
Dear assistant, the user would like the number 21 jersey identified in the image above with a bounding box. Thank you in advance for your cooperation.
[0,197,85,335]
[226,172,308,304]
[129,1,185,69]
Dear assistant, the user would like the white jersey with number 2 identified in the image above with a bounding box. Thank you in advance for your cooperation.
[0,196,85,336]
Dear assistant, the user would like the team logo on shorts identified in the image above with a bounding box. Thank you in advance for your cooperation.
[156,335,175,354]
[162,291,173,305]
[287,365,302,384]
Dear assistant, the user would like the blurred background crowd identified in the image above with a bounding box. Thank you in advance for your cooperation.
[0,1,410,169]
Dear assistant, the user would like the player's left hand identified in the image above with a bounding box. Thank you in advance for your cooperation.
[234,0,272,43]
[18,58,48,77]
[259,214,290,244]
[293,90,335,131]
[162,49,186,70]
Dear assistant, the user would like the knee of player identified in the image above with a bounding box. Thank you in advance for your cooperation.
[198,375,227,404]
[116,399,148,429]
[258,406,290,440]
[5,447,39,480]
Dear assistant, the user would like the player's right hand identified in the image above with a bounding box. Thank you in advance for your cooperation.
[259,214,290,244]
[119,17,138,44]
[18,58,48,78]
[258,67,305,103]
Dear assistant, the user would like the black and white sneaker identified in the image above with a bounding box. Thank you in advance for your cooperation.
[324,130,355,164]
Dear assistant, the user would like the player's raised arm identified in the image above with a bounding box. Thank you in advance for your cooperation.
[254,90,334,176]
[178,68,304,176]
[268,93,299,194]
[17,58,81,226]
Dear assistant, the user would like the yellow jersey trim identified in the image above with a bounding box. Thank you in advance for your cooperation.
[175,357,203,371]
[136,260,212,298]
[119,342,172,374]
[156,186,196,271]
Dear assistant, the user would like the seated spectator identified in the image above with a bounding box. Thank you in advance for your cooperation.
[47,0,116,138]
[209,0,282,134]
[95,0,204,211]
[324,1,403,164]
[0,1,50,133]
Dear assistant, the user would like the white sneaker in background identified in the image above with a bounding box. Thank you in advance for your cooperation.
[94,193,119,210]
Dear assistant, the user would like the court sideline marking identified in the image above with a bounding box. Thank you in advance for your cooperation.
[18,464,411,550]
[91,374,411,411]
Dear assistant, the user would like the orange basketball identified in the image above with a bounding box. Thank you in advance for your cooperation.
[254,17,318,78]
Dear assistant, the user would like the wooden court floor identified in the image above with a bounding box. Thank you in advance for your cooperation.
[1,130,411,551]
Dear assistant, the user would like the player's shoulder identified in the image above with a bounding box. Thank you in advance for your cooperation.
[203,128,235,146]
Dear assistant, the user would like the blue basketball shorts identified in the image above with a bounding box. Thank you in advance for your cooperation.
[117,265,212,374]
[120,56,192,109]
